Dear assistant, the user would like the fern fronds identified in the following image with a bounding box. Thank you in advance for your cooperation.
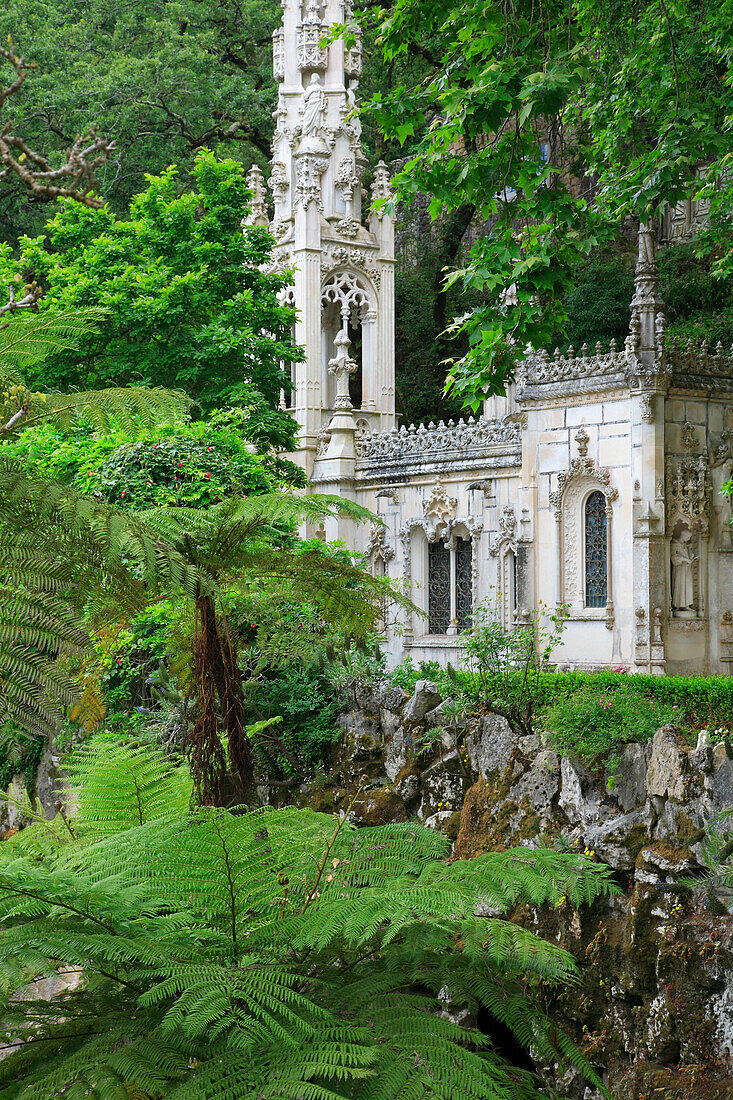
[0,741,614,1100]
[20,385,191,436]
[0,309,104,377]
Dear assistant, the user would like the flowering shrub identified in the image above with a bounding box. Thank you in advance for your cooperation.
[540,685,676,767]
[94,429,271,509]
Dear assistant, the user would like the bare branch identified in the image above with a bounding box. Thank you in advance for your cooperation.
[0,282,42,317]
[0,43,115,209]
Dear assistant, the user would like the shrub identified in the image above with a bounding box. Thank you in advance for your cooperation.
[541,685,676,771]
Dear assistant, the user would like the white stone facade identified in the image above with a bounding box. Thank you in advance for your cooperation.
[257,1,733,675]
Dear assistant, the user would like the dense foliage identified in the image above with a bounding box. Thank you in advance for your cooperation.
[0,0,280,241]
[0,739,615,1099]
[367,0,733,405]
[393,661,733,767]
[0,153,300,442]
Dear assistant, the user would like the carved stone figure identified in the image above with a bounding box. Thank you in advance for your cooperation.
[301,74,324,136]
[671,531,696,615]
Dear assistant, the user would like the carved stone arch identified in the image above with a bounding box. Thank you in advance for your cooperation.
[321,269,377,410]
[549,457,617,628]
[321,269,375,323]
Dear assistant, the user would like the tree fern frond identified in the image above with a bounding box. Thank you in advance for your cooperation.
[0,309,105,378]
[0,740,613,1100]
[22,385,191,437]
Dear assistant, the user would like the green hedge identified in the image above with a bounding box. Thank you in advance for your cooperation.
[393,663,733,723]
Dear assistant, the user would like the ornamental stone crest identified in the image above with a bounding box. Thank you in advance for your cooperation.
[366,522,394,565]
[423,477,457,542]
[550,456,618,519]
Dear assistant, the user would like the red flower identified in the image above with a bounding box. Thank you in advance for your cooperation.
[121,490,126,498]
[204,472,211,478]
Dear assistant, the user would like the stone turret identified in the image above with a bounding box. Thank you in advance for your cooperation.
[250,0,396,488]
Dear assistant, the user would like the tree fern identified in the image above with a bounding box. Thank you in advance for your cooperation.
[0,310,105,376]
[0,740,615,1099]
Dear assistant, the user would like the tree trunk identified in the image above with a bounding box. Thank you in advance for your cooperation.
[188,593,256,807]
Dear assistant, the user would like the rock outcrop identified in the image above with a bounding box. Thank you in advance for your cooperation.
[281,679,733,1098]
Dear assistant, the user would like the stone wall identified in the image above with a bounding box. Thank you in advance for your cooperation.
[273,679,733,1098]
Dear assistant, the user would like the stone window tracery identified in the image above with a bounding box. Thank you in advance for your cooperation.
[322,271,374,411]
[455,537,473,631]
[427,534,472,636]
[428,542,451,634]
[584,491,608,608]
[550,451,617,628]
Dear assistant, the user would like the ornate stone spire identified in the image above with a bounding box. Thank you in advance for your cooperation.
[265,0,395,470]
[629,222,666,372]
[244,164,269,227]
[328,327,357,409]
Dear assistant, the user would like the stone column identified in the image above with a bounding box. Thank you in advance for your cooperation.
[629,223,670,672]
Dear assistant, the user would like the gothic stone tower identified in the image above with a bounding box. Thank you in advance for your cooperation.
[246,0,396,489]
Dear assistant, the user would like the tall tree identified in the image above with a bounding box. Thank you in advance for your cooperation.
[0,0,279,241]
[0,152,300,448]
[367,0,732,406]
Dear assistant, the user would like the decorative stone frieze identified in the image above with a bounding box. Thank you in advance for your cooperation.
[355,418,522,479]
[356,417,520,462]
[665,453,710,536]
[297,0,328,72]
[322,245,382,289]
[516,341,628,397]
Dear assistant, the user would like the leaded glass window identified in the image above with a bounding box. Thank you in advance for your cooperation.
[428,542,451,634]
[455,537,473,631]
[585,491,608,608]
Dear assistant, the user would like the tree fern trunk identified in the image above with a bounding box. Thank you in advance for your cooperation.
[189,593,255,807]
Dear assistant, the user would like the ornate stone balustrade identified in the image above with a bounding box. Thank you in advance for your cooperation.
[355,417,521,480]
[516,341,630,398]
[665,338,733,387]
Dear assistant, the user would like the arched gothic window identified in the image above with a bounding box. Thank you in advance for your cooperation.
[584,491,608,608]
[428,542,450,634]
[455,537,473,631]
[428,536,473,634]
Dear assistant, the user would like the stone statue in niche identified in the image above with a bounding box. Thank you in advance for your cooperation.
[671,529,697,617]
[301,74,324,137]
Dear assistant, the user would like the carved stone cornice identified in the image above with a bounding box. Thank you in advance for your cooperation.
[355,417,521,479]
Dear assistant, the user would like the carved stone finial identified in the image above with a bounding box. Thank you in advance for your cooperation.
[575,426,590,457]
[370,161,391,209]
[244,164,269,227]
[328,327,358,409]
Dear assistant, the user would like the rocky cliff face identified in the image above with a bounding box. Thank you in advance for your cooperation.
[275,679,733,1099]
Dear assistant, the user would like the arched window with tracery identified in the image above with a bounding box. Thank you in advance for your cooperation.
[584,490,608,608]
[428,535,473,634]
[428,542,451,634]
[321,271,373,411]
